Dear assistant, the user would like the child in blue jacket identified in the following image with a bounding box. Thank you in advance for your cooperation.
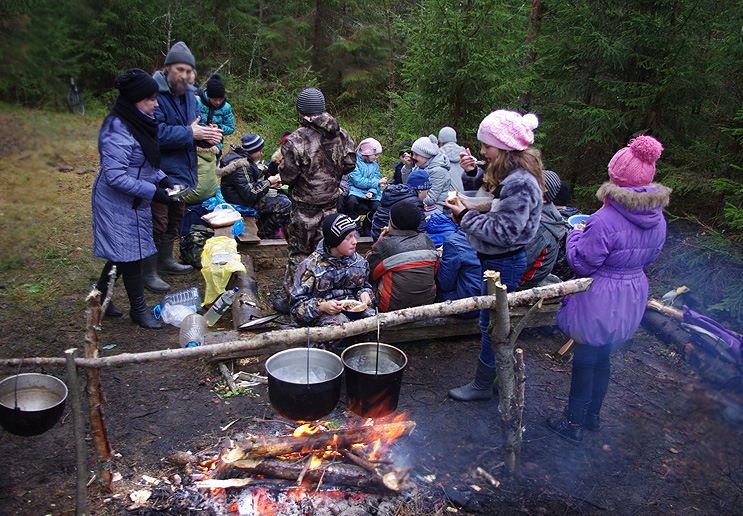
[196,74,235,151]
[347,138,388,221]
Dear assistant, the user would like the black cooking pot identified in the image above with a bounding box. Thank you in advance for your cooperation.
[265,348,344,421]
[341,343,407,418]
[0,373,68,437]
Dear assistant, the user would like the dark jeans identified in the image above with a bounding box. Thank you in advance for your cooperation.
[478,251,527,367]
[567,343,612,425]
[346,196,380,221]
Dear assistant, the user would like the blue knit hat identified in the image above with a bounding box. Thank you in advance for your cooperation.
[407,169,432,191]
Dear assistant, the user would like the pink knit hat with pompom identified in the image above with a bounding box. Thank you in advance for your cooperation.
[357,137,383,156]
[477,110,539,151]
[607,135,664,187]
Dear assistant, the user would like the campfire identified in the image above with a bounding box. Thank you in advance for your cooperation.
[139,415,417,515]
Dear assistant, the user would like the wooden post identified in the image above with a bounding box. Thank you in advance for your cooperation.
[83,291,113,492]
[65,348,87,516]
[486,271,545,477]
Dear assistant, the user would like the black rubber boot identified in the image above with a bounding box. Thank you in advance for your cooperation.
[448,359,497,401]
[545,417,583,445]
[584,413,601,432]
[157,237,194,275]
[96,261,123,317]
[123,270,162,329]
[273,297,291,314]
[142,254,170,293]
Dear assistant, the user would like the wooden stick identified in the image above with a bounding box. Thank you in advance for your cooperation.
[83,291,113,492]
[218,362,238,393]
[558,339,574,355]
[65,348,87,516]
[0,279,594,369]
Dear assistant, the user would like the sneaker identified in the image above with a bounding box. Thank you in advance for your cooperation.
[273,297,291,314]
[545,417,583,445]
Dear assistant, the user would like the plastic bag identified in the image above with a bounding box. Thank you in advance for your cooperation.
[160,303,197,327]
[200,236,246,304]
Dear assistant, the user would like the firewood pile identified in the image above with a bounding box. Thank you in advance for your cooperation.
[124,419,417,516]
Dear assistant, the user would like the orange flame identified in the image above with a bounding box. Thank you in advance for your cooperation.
[308,455,323,470]
[292,423,321,437]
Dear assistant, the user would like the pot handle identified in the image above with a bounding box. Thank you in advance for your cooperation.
[13,358,24,410]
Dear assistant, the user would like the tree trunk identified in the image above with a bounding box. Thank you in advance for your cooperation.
[0,279,593,370]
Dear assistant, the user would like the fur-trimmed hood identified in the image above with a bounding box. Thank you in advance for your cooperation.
[596,182,671,210]
[596,181,671,230]
[216,154,249,178]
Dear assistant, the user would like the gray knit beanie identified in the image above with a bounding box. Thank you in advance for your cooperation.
[296,88,326,115]
[164,41,196,68]
[438,126,457,144]
[411,137,439,159]
[543,170,562,204]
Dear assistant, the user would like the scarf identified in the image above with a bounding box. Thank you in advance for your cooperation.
[111,97,161,169]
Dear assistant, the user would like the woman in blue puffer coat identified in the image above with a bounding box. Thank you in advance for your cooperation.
[546,135,671,444]
[92,69,178,329]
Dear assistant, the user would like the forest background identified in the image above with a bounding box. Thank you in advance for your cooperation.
[2,0,743,325]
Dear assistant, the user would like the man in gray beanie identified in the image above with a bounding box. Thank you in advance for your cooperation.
[146,41,223,293]
[437,126,465,192]
[274,87,356,313]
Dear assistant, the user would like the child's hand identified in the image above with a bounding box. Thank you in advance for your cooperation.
[319,300,342,315]
[359,292,372,306]
[365,192,373,199]
[460,148,478,172]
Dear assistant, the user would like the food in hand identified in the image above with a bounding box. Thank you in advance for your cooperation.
[446,191,459,203]
[341,300,367,312]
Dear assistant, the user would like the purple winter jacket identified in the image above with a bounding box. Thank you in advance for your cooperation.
[557,182,671,347]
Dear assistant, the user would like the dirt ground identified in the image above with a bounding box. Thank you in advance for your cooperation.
[2,256,743,516]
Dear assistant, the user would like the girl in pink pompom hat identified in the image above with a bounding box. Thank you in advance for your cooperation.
[445,109,545,402]
[546,134,671,445]
[345,137,388,224]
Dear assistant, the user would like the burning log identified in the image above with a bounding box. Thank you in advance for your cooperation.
[217,457,405,491]
[223,421,416,461]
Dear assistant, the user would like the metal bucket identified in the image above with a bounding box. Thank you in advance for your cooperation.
[341,343,407,418]
[266,348,344,421]
[0,373,68,436]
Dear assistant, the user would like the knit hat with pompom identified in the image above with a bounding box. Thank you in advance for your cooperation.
[607,135,664,187]
[477,110,539,151]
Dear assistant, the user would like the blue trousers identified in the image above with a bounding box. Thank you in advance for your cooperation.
[567,343,612,424]
[478,251,527,367]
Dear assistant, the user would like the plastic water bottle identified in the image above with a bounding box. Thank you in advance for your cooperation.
[204,287,239,327]
[154,287,202,325]
[179,313,208,347]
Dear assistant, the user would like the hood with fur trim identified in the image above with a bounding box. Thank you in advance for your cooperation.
[596,181,671,229]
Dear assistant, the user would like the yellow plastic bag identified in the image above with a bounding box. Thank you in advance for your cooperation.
[200,236,246,305]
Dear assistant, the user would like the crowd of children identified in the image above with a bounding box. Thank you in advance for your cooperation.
[138,80,669,445]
